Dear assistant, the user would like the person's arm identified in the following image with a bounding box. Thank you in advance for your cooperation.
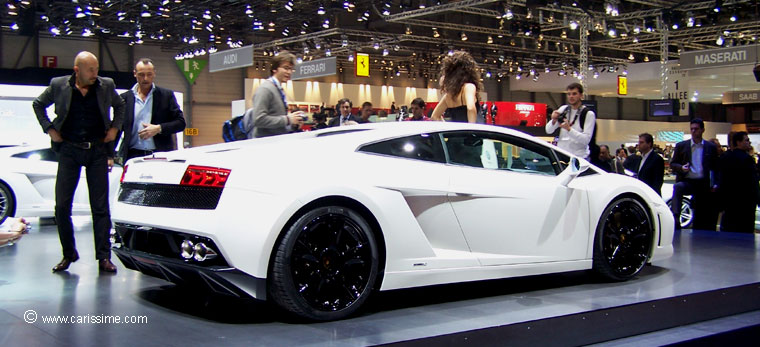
[566,110,594,146]
[157,90,186,134]
[669,143,685,172]
[430,95,448,121]
[655,154,665,193]
[463,83,478,123]
[105,81,125,158]
[32,81,59,137]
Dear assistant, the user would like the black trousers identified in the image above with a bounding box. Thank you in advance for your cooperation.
[672,178,716,231]
[55,142,112,260]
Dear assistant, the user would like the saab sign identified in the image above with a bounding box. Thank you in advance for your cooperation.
[722,90,760,104]
[679,45,758,70]
[291,57,337,80]
[209,45,253,72]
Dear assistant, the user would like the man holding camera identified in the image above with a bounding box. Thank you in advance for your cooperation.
[248,51,304,138]
[545,83,596,160]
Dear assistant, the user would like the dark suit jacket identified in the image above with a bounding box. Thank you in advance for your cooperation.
[32,74,125,156]
[719,149,759,207]
[328,114,359,127]
[670,139,719,185]
[118,86,186,160]
[637,151,665,195]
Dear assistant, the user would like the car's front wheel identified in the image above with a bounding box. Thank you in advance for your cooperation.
[269,206,379,321]
[593,197,653,281]
[0,181,15,225]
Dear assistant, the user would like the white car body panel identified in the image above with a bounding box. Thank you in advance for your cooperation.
[0,145,122,220]
[112,122,674,296]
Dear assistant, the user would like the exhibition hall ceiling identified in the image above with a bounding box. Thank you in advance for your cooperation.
[2,1,759,101]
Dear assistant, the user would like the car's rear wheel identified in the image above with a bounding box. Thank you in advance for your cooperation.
[667,198,693,229]
[593,197,653,281]
[0,181,16,225]
[269,206,379,321]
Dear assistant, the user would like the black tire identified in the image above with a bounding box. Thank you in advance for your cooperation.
[667,198,693,229]
[593,197,654,281]
[0,181,16,225]
[268,206,379,321]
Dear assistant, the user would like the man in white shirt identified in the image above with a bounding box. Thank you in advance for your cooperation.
[545,83,596,160]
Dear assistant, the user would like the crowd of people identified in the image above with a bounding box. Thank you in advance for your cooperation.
[589,120,759,234]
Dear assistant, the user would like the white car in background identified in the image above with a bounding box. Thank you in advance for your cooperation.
[0,144,123,224]
[112,122,674,321]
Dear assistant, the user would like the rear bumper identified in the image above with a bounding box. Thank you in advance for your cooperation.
[112,222,267,300]
[113,248,267,300]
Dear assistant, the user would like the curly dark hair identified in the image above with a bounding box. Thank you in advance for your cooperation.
[439,51,483,102]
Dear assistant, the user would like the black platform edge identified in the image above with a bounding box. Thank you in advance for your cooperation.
[380,282,760,347]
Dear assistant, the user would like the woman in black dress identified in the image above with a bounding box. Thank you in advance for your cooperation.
[430,51,483,123]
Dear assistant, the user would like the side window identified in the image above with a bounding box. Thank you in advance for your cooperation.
[11,149,59,162]
[442,131,561,176]
[359,133,446,163]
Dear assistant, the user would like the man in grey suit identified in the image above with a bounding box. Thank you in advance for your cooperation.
[246,51,304,138]
[32,51,124,273]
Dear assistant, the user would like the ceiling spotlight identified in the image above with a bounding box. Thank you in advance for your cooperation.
[687,13,695,27]
[208,45,217,53]
[644,55,650,62]
[485,71,492,78]
[382,48,389,56]
[432,28,440,38]
[729,11,737,22]
[373,41,380,50]
[545,66,551,73]
[515,74,521,80]
[322,19,330,28]
[317,5,326,15]
[532,74,539,82]
[716,35,724,45]
[593,70,599,79]
[405,26,412,35]
[460,32,468,41]
[569,20,578,30]
[245,5,253,16]
[713,0,722,13]
[487,35,493,44]
[325,49,331,56]
[503,7,513,20]
[10,22,18,30]
[141,4,151,17]
[607,24,617,38]
[628,53,635,60]
[561,30,567,39]
[285,1,294,11]
[348,54,354,62]
[622,68,628,75]
[382,2,391,16]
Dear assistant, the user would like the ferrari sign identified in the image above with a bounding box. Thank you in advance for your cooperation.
[617,76,627,95]
[356,53,369,77]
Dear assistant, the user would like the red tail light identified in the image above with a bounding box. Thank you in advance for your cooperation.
[180,165,231,188]
[120,165,128,183]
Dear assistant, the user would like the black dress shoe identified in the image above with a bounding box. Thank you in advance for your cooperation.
[52,254,80,272]
[98,259,117,273]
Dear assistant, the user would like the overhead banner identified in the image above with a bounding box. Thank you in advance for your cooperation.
[722,90,760,104]
[356,53,369,77]
[617,76,627,95]
[291,57,337,80]
[666,66,689,116]
[208,45,253,72]
[679,44,759,70]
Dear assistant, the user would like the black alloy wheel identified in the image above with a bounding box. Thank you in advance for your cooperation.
[0,182,15,225]
[269,206,379,321]
[593,197,654,281]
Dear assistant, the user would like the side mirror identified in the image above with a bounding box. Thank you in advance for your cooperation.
[559,157,590,186]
